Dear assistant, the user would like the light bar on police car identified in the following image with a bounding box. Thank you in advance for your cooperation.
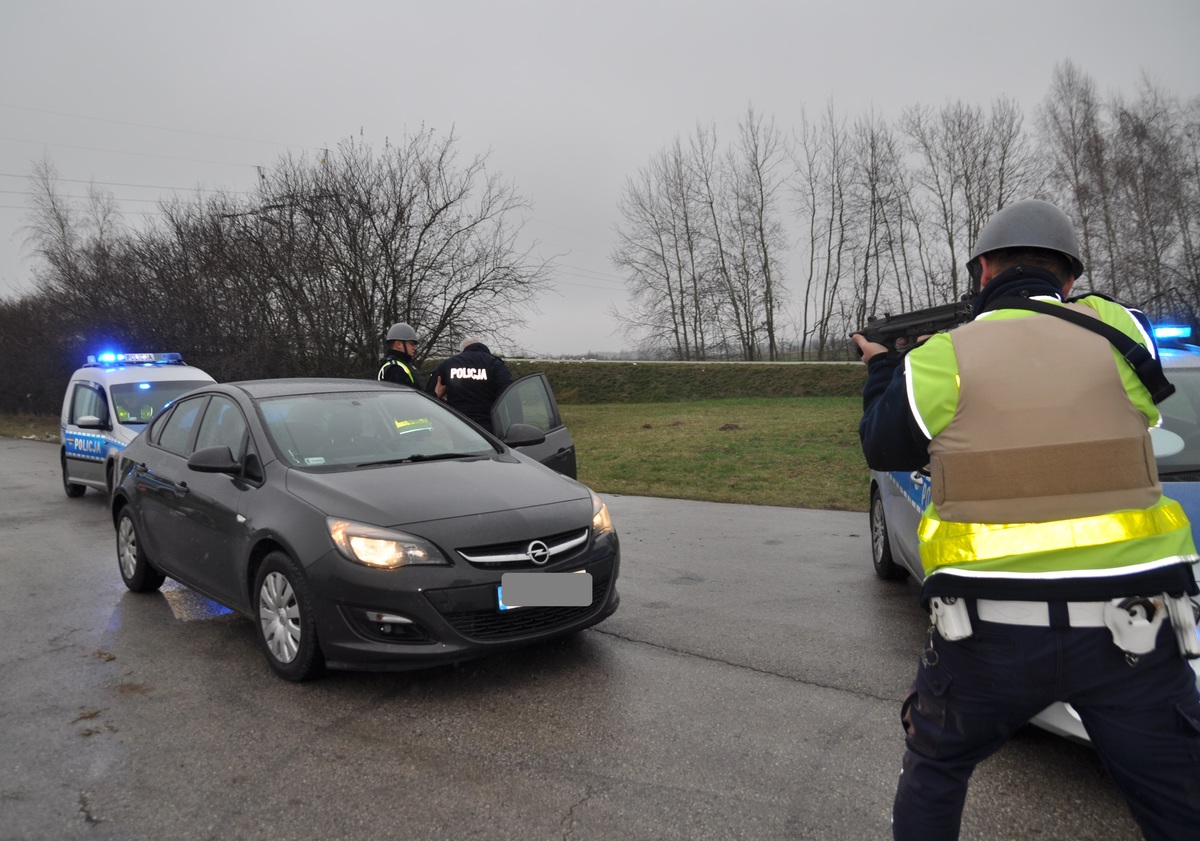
[86,352,185,366]
[1153,325,1193,341]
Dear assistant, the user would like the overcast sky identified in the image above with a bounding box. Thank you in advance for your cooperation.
[2,0,1197,356]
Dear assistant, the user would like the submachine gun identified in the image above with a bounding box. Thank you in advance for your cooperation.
[853,295,975,356]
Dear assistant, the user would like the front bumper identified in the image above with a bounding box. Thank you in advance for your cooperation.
[304,532,620,671]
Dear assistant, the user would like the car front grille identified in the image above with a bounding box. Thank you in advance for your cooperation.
[457,528,590,569]
[438,573,611,641]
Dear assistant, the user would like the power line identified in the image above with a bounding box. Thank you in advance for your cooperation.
[0,189,188,204]
[0,135,258,169]
[0,203,162,216]
[0,102,323,151]
[0,173,247,194]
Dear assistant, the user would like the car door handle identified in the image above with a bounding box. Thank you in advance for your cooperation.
[174,481,190,497]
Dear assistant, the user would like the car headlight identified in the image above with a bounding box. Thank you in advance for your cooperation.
[590,491,613,536]
[326,518,450,569]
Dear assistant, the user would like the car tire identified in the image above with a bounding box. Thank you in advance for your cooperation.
[253,551,325,682]
[61,451,86,498]
[871,487,908,581]
[116,508,166,592]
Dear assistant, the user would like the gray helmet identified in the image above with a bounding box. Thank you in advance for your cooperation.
[385,322,418,342]
[968,199,1085,278]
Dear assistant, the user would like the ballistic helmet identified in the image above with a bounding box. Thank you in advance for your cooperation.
[385,322,418,342]
[967,199,1085,279]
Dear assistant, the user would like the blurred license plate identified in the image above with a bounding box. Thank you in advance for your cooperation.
[498,571,592,610]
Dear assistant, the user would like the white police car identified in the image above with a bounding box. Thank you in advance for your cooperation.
[60,352,214,497]
[869,324,1200,743]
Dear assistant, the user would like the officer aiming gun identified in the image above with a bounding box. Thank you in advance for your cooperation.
[852,296,975,356]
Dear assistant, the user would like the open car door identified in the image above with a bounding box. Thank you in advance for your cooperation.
[491,373,577,478]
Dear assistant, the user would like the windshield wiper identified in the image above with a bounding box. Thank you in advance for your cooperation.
[356,452,484,468]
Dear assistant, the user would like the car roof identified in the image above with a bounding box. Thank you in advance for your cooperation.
[1159,343,1200,370]
[70,362,215,385]
[222,378,406,399]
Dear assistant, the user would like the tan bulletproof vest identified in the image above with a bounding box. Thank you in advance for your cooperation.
[928,305,1161,524]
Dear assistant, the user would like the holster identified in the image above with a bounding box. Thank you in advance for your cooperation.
[1165,594,1200,659]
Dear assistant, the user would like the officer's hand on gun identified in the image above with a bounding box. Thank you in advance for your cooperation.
[850,331,930,364]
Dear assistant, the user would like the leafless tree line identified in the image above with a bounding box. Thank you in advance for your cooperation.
[612,62,1199,360]
[1,131,548,412]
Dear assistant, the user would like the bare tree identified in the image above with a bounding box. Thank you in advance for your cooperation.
[611,136,715,359]
[730,106,790,360]
[18,130,550,385]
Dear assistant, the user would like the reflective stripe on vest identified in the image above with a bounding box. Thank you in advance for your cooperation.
[919,496,1195,573]
[378,359,414,384]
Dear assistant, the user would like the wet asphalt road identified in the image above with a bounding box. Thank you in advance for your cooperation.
[0,438,1142,840]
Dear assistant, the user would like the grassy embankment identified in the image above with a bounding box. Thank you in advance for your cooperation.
[506,360,869,512]
[1,360,870,511]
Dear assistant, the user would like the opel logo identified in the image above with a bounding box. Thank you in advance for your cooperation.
[527,540,551,566]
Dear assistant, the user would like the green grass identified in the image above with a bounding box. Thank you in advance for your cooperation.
[0,413,58,442]
[563,397,869,511]
[4,396,873,512]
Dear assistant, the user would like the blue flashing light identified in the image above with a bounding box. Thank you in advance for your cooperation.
[85,351,185,367]
[1154,325,1193,340]
[138,383,151,390]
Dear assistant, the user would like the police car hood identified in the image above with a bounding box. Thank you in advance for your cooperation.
[283,454,590,528]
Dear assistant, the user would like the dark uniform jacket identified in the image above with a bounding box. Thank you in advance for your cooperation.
[377,348,424,389]
[427,342,513,432]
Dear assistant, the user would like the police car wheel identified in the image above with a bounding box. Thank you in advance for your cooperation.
[253,552,325,682]
[61,452,86,498]
[116,508,165,592]
[870,487,908,581]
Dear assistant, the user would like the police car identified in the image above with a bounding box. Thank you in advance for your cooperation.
[60,352,215,497]
[868,324,1200,743]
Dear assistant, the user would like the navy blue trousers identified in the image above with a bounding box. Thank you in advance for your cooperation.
[892,616,1200,841]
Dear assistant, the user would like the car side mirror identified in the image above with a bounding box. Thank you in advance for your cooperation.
[188,445,241,474]
[76,414,108,430]
[503,423,546,448]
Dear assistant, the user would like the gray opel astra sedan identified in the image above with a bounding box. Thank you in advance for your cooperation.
[111,376,619,681]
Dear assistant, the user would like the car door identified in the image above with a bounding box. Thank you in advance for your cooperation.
[133,395,209,569]
[177,394,257,605]
[63,381,110,488]
[490,373,577,478]
[133,394,250,603]
[878,468,930,577]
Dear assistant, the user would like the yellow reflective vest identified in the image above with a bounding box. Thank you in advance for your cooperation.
[906,295,1197,595]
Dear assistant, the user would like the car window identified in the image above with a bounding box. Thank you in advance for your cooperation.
[157,397,207,456]
[110,379,211,426]
[258,390,493,468]
[70,383,107,424]
[194,395,248,456]
[1157,367,1200,472]
[493,375,562,435]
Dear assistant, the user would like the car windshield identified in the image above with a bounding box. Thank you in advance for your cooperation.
[257,390,496,469]
[1157,367,1200,475]
[111,380,211,426]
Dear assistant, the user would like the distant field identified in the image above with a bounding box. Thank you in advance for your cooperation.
[562,397,868,511]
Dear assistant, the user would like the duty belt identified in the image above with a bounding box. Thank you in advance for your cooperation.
[974,599,1106,627]
[929,595,1200,660]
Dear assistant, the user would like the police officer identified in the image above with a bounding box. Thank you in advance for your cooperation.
[426,337,513,433]
[377,323,425,389]
[852,199,1200,841]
